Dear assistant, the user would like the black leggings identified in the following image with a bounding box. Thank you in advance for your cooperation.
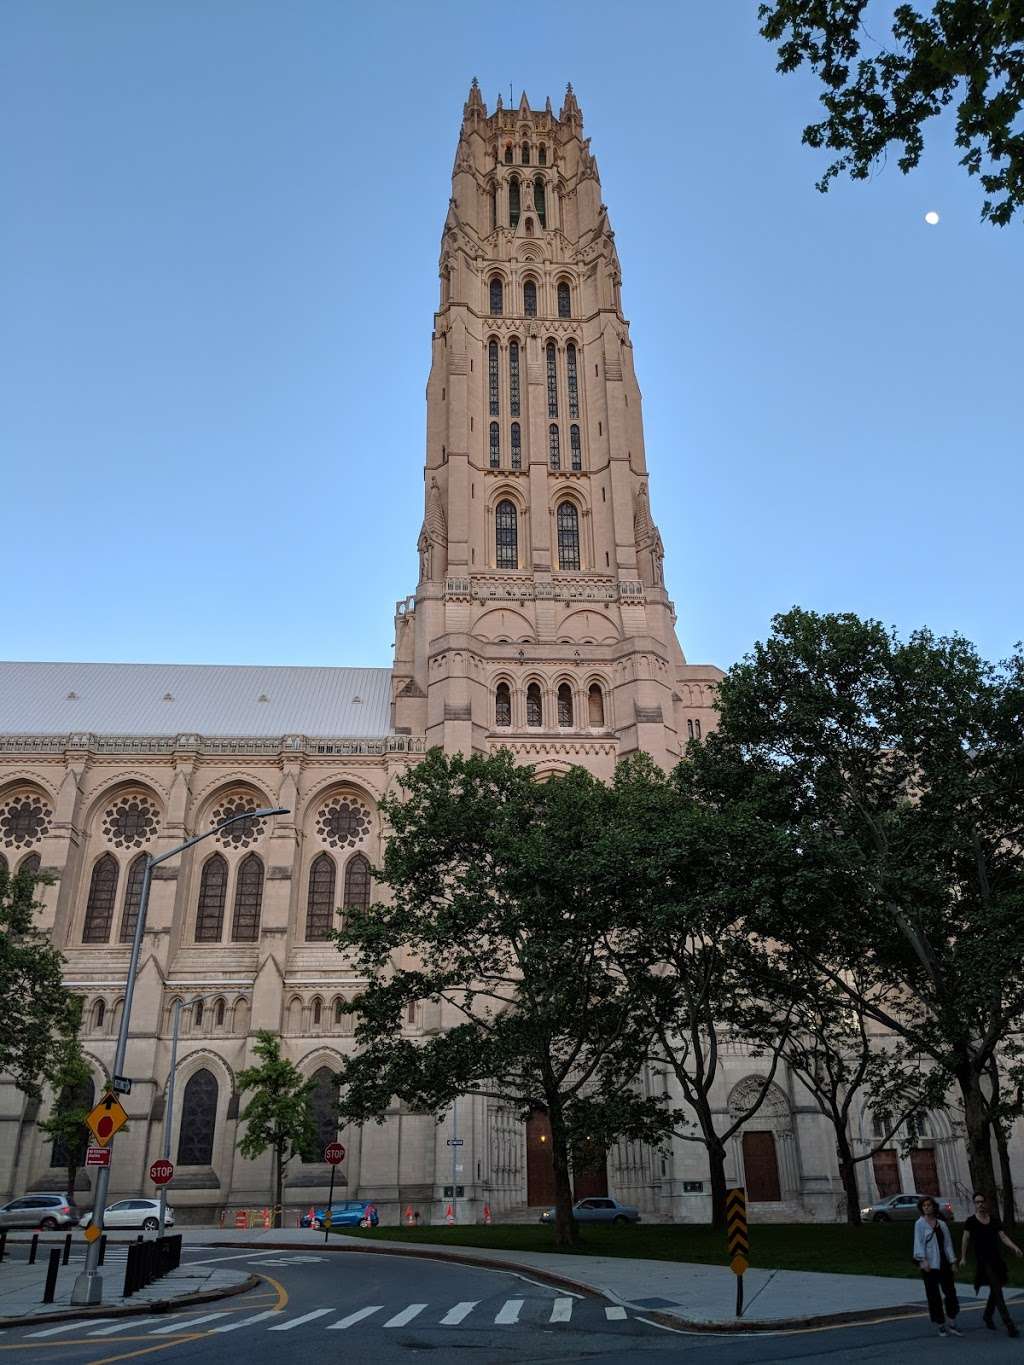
[922,1266,959,1324]
[983,1281,1012,1325]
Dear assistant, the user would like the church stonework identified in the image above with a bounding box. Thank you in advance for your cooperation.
[0,85,971,1223]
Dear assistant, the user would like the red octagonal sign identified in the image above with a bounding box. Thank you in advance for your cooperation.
[150,1159,174,1186]
[324,1142,346,1166]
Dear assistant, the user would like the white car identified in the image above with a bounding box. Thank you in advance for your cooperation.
[81,1198,174,1232]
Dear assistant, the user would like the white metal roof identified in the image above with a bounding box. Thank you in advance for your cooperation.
[0,661,393,738]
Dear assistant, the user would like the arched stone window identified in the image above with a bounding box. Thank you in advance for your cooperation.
[687,720,694,740]
[50,1075,95,1168]
[523,280,537,317]
[534,176,546,227]
[695,719,702,739]
[231,853,264,941]
[548,424,561,471]
[177,1069,218,1166]
[344,853,371,913]
[334,998,345,1026]
[510,422,522,470]
[521,141,530,165]
[588,684,605,726]
[495,682,512,727]
[215,998,226,1028]
[312,998,322,1027]
[504,143,513,164]
[557,281,571,318]
[303,1067,339,1161]
[546,343,558,417]
[538,143,547,166]
[195,852,228,942]
[489,421,500,468]
[83,853,118,943]
[495,499,518,569]
[118,853,147,944]
[20,851,41,876]
[306,853,336,941]
[489,277,503,315]
[488,339,499,415]
[557,684,574,728]
[570,424,582,471]
[193,1000,204,1030]
[509,341,520,416]
[93,999,106,1031]
[509,176,520,227]
[526,683,543,727]
[557,501,581,570]
[566,343,579,418]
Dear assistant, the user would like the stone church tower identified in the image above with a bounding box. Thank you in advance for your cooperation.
[393,81,721,773]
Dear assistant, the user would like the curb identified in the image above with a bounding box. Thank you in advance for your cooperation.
[0,1272,258,1330]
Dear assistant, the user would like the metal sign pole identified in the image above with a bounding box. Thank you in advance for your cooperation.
[158,1000,182,1237]
[726,1186,749,1319]
[324,1164,336,1245]
[451,1098,458,1223]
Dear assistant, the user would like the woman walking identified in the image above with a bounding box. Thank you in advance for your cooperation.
[914,1197,961,1337]
[961,1192,1022,1336]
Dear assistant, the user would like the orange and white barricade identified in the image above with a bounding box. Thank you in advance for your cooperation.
[234,1209,248,1229]
[482,1202,492,1225]
[445,1202,455,1225]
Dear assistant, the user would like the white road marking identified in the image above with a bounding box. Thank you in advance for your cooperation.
[268,1308,336,1330]
[27,1321,113,1338]
[439,1301,478,1324]
[550,1298,574,1322]
[383,1303,428,1327]
[88,1319,163,1336]
[494,1299,524,1324]
[605,1305,628,1320]
[147,1312,227,1334]
[325,1305,382,1329]
[209,1310,283,1332]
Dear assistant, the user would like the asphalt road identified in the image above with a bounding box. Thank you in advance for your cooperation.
[1,1243,1022,1364]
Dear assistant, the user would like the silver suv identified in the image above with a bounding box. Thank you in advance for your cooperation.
[860,1193,954,1223]
[0,1194,79,1230]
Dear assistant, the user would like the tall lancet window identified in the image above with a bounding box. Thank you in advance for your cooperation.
[557,501,581,570]
[538,144,547,166]
[489,421,500,468]
[510,422,522,470]
[495,682,512,727]
[557,683,574,728]
[509,341,520,416]
[489,277,503,315]
[566,343,579,418]
[521,142,530,165]
[488,340,499,415]
[548,424,561,471]
[509,176,520,228]
[505,144,513,164]
[570,424,582,471]
[534,176,546,227]
[526,682,543,727]
[558,281,571,318]
[546,343,558,417]
[523,280,537,317]
[495,499,518,569]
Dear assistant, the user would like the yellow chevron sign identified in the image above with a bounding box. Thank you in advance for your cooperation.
[726,1186,748,1275]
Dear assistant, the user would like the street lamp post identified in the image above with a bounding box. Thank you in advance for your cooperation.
[71,807,288,1305]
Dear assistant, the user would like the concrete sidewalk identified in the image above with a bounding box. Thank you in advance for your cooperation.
[0,1242,254,1326]
[178,1225,1022,1330]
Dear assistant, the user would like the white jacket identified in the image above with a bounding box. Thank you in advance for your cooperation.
[913,1216,956,1269]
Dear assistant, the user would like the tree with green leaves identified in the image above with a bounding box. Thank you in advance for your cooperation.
[759,1,1024,225]
[334,750,672,1249]
[0,864,80,1098]
[238,1031,317,1227]
[38,1005,93,1203]
[699,606,1024,1213]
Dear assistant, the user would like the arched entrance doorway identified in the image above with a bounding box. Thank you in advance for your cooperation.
[525,1109,555,1206]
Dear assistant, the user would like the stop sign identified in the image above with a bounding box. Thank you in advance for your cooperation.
[150,1159,174,1186]
[324,1142,346,1165]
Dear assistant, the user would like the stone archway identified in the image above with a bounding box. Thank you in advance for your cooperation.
[728,1077,799,1204]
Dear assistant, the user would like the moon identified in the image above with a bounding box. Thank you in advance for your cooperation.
[925,210,940,225]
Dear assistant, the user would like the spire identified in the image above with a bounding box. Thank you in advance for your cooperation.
[463,76,486,121]
[560,81,581,125]
[545,95,553,114]
[518,90,530,114]
[496,91,504,111]
[634,483,655,542]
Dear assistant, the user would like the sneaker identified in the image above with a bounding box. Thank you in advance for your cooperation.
[946,1323,962,1337]
[937,1326,947,1337]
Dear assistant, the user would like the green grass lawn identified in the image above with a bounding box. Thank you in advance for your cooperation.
[332,1220,1024,1283]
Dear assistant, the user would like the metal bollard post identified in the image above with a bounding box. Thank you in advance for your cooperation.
[0,1229,6,1262]
[98,1234,107,1266]
[42,1248,61,1304]
[29,1232,39,1265]
[123,1243,137,1297]
[62,1233,72,1266]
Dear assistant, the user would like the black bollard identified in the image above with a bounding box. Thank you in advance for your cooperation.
[29,1232,39,1265]
[98,1234,107,1266]
[61,1233,71,1265]
[0,1229,6,1263]
[42,1248,61,1304]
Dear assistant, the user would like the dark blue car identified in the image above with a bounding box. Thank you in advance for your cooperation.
[300,1200,379,1229]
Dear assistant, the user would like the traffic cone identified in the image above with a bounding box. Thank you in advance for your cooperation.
[445,1202,455,1225]
[262,1207,270,1230]
[404,1204,415,1226]
[483,1202,492,1225]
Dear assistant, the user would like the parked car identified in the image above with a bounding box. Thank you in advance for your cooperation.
[539,1197,641,1226]
[0,1194,79,1230]
[300,1200,379,1229]
[860,1193,954,1223]
[80,1199,174,1232]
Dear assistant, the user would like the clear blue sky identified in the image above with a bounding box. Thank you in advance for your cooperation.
[3,2,1020,675]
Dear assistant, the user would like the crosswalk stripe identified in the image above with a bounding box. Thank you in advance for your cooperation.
[27,1321,113,1338]
[494,1299,524,1324]
[88,1319,163,1336]
[439,1301,478,1325]
[209,1310,283,1332]
[549,1298,574,1322]
[148,1312,227,1335]
[605,1306,628,1321]
[383,1303,427,1328]
[268,1309,336,1331]
[325,1306,382,1330]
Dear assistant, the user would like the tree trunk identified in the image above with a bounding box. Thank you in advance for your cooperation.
[274,1141,284,1228]
[993,1115,1017,1230]
[66,1160,78,1205]
[708,1140,729,1229]
[546,1099,578,1250]
[958,1067,999,1217]
[834,1131,862,1226]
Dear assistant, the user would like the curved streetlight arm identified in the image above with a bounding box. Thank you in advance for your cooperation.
[149,807,289,867]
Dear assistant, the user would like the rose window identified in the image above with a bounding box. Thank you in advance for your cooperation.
[0,794,53,848]
[102,795,159,849]
[211,795,265,847]
[316,796,371,849]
